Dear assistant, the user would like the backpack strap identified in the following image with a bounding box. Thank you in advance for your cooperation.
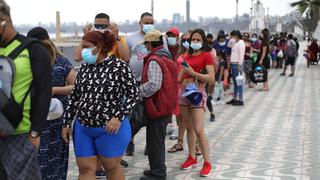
[8,38,41,105]
[8,38,40,60]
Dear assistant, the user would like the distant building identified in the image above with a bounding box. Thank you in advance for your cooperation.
[173,13,182,25]
[249,0,266,33]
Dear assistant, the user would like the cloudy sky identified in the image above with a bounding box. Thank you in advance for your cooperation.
[7,0,297,25]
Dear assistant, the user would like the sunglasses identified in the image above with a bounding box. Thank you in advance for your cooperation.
[94,24,109,30]
[181,38,190,43]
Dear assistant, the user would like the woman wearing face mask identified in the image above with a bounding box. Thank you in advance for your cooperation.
[226,30,246,106]
[213,30,231,90]
[169,30,201,155]
[251,33,261,54]
[179,29,214,177]
[62,31,139,180]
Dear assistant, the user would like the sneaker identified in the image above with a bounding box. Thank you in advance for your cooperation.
[166,123,174,135]
[200,161,212,177]
[289,74,294,77]
[280,73,285,76]
[216,100,225,105]
[96,169,106,177]
[210,114,215,122]
[232,101,244,106]
[226,99,237,105]
[180,155,197,170]
[126,141,135,156]
[169,128,178,140]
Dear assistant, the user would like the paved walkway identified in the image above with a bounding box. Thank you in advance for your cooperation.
[67,42,320,180]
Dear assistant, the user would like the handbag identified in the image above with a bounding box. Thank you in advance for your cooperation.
[128,100,148,137]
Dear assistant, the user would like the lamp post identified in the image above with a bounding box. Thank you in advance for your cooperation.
[151,0,154,15]
[236,0,239,23]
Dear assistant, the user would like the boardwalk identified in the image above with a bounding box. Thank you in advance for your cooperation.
[67,42,320,180]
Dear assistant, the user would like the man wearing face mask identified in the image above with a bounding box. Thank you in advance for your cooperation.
[139,30,178,180]
[166,28,180,61]
[0,1,52,179]
[126,12,170,156]
[74,13,130,62]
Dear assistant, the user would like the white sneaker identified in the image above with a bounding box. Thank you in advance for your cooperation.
[217,101,225,105]
[166,123,174,135]
[170,128,178,140]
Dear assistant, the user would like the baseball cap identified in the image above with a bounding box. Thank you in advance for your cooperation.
[144,30,162,42]
[181,83,203,105]
[166,28,180,36]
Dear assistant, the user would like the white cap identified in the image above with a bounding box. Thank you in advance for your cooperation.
[47,98,64,120]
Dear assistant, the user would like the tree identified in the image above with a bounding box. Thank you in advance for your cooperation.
[290,0,320,35]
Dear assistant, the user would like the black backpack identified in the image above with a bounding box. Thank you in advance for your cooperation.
[0,38,40,134]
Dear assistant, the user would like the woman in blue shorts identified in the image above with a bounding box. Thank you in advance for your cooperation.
[62,30,139,180]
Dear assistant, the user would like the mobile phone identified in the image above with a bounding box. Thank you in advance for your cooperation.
[181,61,189,67]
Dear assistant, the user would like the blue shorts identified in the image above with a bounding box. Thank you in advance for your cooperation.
[73,118,131,158]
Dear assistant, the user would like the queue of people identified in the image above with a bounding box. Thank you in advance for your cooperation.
[0,0,303,179]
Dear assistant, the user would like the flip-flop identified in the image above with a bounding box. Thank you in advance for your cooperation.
[196,145,202,156]
[168,143,184,153]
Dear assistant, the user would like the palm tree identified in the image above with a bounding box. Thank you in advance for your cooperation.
[290,0,320,35]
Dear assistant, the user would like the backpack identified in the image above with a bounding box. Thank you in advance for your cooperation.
[286,40,297,58]
[250,66,268,83]
[0,38,40,134]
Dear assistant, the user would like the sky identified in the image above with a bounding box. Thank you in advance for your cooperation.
[7,0,297,25]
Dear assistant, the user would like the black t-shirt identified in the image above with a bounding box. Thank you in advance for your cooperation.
[256,41,270,69]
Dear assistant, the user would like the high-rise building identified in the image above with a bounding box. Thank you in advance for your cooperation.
[173,13,181,25]
[249,0,266,33]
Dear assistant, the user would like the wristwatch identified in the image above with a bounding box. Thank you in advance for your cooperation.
[30,131,39,138]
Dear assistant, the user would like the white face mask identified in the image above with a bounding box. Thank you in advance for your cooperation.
[167,37,177,46]
[218,41,226,46]
[142,24,155,33]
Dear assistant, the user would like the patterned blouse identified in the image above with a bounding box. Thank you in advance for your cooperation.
[63,55,139,128]
[52,55,73,109]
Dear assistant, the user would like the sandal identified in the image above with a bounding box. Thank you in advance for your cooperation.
[195,145,202,156]
[168,143,183,153]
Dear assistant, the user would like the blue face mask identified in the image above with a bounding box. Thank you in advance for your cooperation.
[190,42,202,50]
[182,41,190,49]
[82,47,99,64]
[251,38,257,42]
[142,24,155,33]
[167,37,177,46]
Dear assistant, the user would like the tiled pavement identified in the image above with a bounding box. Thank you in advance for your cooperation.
[67,42,320,180]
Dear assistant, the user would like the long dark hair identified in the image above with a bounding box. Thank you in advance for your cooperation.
[188,29,212,55]
[230,30,243,40]
[261,28,270,44]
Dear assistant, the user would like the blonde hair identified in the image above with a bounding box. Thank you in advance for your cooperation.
[41,39,64,64]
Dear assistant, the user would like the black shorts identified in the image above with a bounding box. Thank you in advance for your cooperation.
[286,57,296,66]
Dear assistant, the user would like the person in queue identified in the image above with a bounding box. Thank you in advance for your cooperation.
[179,29,214,177]
[27,26,76,180]
[62,30,139,180]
